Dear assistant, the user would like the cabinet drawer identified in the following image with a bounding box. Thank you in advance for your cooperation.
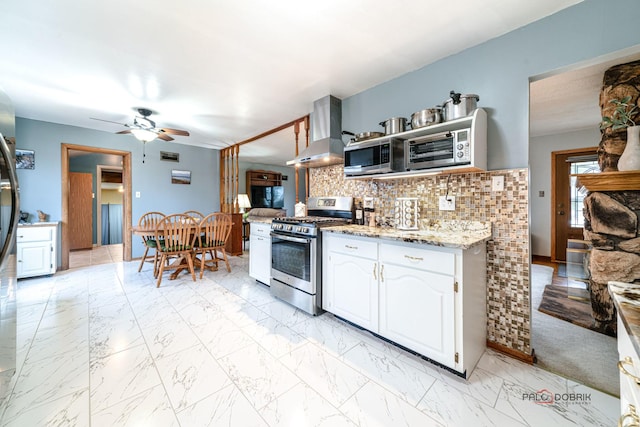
[16,226,54,243]
[380,243,455,275]
[325,234,377,259]
[251,223,271,236]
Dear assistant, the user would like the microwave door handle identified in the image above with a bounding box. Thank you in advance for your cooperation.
[0,132,19,272]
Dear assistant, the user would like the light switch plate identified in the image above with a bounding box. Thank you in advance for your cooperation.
[135,191,141,198]
[439,196,455,211]
[491,176,504,191]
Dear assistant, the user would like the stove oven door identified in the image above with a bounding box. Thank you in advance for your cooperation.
[270,232,317,294]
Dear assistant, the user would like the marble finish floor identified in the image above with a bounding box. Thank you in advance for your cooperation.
[0,253,618,426]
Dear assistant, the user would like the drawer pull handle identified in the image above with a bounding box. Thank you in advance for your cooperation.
[373,263,377,280]
[380,264,384,282]
[618,357,640,384]
[619,404,639,427]
[404,255,424,262]
[345,245,358,250]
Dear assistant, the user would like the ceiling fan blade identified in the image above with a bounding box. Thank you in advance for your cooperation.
[116,130,133,135]
[90,117,128,126]
[157,133,174,141]
[159,128,190,136]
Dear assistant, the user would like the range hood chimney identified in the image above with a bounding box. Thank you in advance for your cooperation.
[286,95,344,168]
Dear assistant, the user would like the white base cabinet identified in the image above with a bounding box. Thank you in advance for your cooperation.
[17,223,58,279]
[617,315,640,424]
[249,222,272,285]
[323,232,486,377]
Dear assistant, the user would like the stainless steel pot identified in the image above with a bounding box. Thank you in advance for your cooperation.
[342,130,385,144]
[410,107,442,129]
[442,91,479,121]
[379,117,407,135]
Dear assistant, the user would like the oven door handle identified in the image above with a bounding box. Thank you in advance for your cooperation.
[270,233,312,244]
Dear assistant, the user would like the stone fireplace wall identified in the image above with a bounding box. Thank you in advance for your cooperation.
[584,191,640,333]
[583,60,640,334]
[309,165,532,357]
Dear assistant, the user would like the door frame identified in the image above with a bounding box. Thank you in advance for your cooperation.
[96,164,123,246]
[550,146,598,262]
[61,143,132,270]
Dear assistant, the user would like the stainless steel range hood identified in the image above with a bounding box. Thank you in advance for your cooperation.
[286,95,344,168]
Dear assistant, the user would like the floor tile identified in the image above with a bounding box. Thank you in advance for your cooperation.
[89,344,161,413]
[218,342,300,409]
[154,344,232,412]
[341,341,437,405]
[280,342,369,407]
[340,380,443,427]
[291,315,363,356]
[261,382,357,427]
[177,384,267,426]
[242,316,308,358]
[1,388,89,427]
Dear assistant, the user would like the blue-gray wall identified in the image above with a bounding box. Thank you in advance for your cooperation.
[15,118,220,260]
[342,0,640,170]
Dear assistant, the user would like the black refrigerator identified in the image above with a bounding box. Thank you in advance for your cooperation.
[0,87,19,400]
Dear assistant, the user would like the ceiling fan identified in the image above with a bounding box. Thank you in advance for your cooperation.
[91,108,190,142]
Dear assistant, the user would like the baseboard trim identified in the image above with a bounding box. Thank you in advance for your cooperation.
[487,340,536,365]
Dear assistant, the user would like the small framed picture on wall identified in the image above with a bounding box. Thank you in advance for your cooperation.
[16,149,35,169]
[171,169,191,184]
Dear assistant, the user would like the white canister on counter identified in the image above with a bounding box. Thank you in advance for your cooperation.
[295,202,307,217]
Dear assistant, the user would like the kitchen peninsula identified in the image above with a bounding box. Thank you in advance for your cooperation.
[322,220,491,378]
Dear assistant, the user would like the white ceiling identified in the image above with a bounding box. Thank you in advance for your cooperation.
[530,49,640,138]
[2,0,582,165]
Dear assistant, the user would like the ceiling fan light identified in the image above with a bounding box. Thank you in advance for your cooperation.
[131,128,158,142]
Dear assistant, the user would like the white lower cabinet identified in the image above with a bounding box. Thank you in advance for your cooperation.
[324,237,378,332]
[617,314,640,424]
[380,263,455,368]
[249,222,272,285]
[323,231,486,377]
[17,223,58,279]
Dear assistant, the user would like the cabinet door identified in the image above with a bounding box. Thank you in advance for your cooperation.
[325,251,379,332]
[17,241,53,278]
[249,232,271,284]
[380,263,455,368]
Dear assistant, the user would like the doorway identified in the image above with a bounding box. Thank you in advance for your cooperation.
[96,165,124,247]
[550,148,598,263]
[61,143,132,270]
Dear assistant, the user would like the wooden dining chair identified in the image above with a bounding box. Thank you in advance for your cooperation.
[183,210,204,221]
[137,211,166,275]
[194,212,232,278]
[154,214,198,287]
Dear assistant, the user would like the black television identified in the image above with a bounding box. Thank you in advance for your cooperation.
[250,186,284,209]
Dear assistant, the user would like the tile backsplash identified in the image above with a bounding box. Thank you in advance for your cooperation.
[310,165,531,356]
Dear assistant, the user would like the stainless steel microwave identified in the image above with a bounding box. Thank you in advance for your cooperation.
[344,137,404,177]
[405,128,472,170]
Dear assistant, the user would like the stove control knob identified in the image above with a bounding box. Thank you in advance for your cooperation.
[457,143,464,150]
[301,227,308,233]
[457,151,464,158]
[286,225,293,231]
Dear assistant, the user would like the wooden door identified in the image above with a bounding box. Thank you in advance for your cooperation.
[69,172,93,250]
[551,148,598,262]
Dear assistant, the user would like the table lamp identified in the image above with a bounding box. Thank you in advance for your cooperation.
[236,194,251,214]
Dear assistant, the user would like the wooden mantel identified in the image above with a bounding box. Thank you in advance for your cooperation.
[573,171,640,192]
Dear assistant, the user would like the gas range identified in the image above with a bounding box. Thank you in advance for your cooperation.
[271,216,350,237]
[269,196,354,315]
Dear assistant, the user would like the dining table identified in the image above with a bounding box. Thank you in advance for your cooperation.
[131,221,216,280]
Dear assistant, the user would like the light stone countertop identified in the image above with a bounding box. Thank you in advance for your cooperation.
[246,217,276,224]
[18,221,59,227]
[609,281,640,356]
[322,220,492,250]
